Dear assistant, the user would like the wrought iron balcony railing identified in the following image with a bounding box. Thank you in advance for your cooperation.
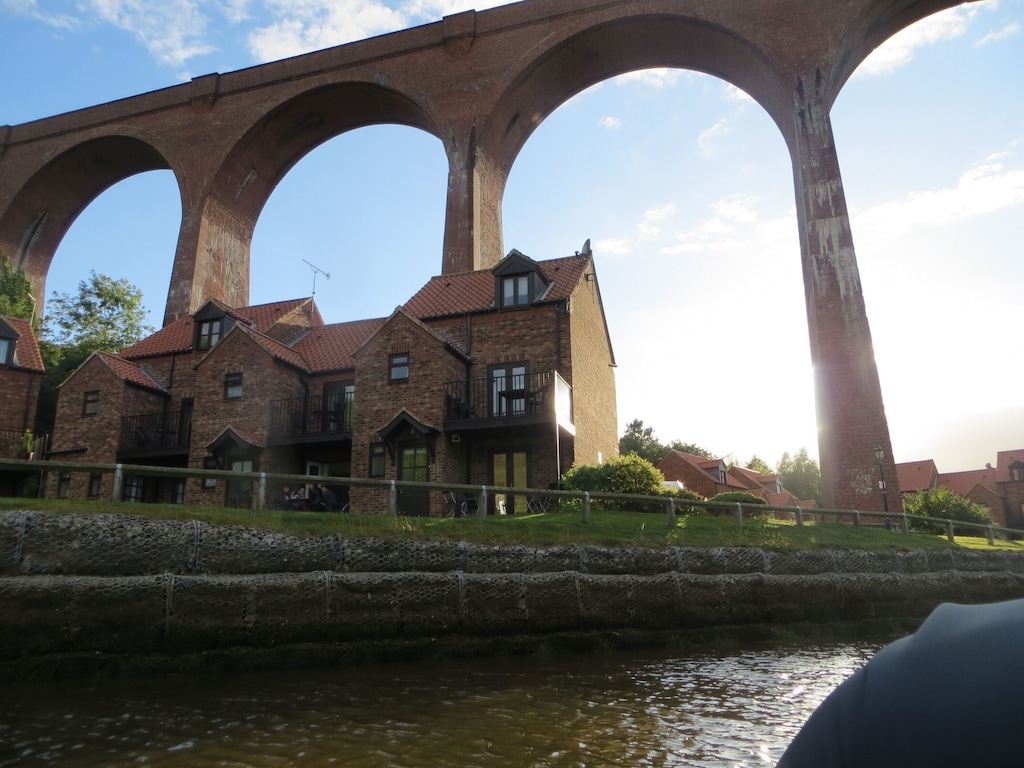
[444,370,572,424]
[269,393,354,438]
[120,410,192,452]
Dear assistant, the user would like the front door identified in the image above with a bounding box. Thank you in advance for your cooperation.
[225,458,254,508]
[398,444,430,516]
[493,450,528,514]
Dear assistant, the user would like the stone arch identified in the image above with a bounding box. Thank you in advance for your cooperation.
[166,82,444,323]
[481,13,792,182]
[0,133,177,307]
[467,11,791,267]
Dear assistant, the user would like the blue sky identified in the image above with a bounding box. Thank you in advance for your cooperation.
[2,0,1022,473]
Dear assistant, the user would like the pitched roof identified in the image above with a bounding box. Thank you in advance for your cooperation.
[0,316,44,372]
[94,351,168,393]
[936,467,1001,498]
[291,318,386,372]
[120,297,317,360]
[403,254,591,319]
[895,460,938,493]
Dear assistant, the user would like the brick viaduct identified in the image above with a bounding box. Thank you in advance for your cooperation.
[0,0,974,511]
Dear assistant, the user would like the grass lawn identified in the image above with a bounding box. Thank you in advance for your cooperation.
[3,496,1021,553]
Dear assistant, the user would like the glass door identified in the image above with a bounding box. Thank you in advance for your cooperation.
[398,444,430,516]
[492,450,528,514]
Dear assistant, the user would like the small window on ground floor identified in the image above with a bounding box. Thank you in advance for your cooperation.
[87,473,102,498]
[369,443,387,477]
[123,475,144,503]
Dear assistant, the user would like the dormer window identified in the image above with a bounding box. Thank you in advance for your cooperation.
[192,302,236,352]
[197,318,222,350]
[502,275,530,307]
[493,249,550,309]
[0,319,17,366]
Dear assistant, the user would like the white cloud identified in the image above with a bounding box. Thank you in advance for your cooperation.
[853,157,1024,239]
[857,5,976,76]
[86,0,217,66]
[248,0,406,62]
[3,0,80,29]
[697,119,730,156]
[976,21,1021,45]
[593,237,632,256]
[598,115,621,131]
[615,68,684,89]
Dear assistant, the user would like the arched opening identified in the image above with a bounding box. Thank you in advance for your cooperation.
[43,170,180,334]
[832,1,1024,469]
[504,68,815,469]
[250,124,448,322]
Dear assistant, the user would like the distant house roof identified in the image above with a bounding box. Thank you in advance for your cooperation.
[895,460,939,494]
[937,467,1001,498]
[0,316,44,372]
[291,318,387,373]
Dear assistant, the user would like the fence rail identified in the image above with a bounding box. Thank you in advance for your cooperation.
[0,458,1018,545]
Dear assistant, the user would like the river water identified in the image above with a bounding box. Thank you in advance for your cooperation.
[0,641,880,768]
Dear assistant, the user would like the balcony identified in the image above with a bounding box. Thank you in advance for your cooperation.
[444,370,573,432]
[269,393,354,442]
[120,410,191,454]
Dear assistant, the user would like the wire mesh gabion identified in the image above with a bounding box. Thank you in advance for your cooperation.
[5,509,1024,670]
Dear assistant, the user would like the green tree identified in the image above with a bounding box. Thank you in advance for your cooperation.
[0,254,37,323]
[903,487,991,532]
[34,271,154,434]
[618,419,668,464]
[743,455,773,476]
[776,448,821,504]
[43,271,153,355]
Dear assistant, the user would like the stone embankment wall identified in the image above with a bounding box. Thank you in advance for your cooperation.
[3,510,1024,678]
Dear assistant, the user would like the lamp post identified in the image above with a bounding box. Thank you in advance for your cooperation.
[874,444,889,514]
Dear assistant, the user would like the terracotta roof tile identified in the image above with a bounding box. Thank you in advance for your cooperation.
[292,318,387,373]
[895,460,939,493]
[1,316,44,372]
[120,316,194,359]
[936,467,1001,498]
[95,351,168,393]
[403,254,590,319]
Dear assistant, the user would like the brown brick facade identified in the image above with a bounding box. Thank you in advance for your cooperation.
[46,252,618,514]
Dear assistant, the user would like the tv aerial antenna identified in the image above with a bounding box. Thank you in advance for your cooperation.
[302,259,331,298]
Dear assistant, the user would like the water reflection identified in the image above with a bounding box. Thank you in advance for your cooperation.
[0,642,877,767]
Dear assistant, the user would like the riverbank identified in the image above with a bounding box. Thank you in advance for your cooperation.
[4,509,1024,681]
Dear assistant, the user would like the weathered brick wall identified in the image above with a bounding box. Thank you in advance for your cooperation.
[185,330,305,505]
[0,367,40,434]
[566,265,618,467]
[350,313,465,513]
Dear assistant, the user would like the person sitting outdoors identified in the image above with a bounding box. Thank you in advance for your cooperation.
[304,482,324,511]
[321,484,340,512]
[274,485,295,510]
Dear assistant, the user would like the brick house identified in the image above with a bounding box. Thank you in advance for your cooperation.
[47,249,618,514]
[896,450,1024,529]
[658,450,816,508]
[0,315,44,473]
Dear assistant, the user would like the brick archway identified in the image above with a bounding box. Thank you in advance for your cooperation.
[169,82,445,320]
[0,0,980,510]
[0,134,175,305]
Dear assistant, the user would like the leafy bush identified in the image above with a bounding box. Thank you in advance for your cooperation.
[563,454,672,511]
[903,487,991,534]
